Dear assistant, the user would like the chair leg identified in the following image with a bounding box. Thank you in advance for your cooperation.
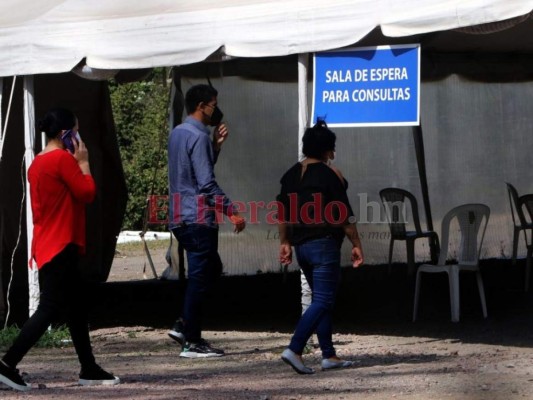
[388,239,395,274]
[512,229,519,265]
[406,239,415,276]
[448,267,460,322]
[413,270,422,322]
[475,271,488,319]
[429,235,440,264]
[525,247,532,292]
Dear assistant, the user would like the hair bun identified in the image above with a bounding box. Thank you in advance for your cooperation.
[314,118,328,129]
[37,118,50,133]
[36,108,76,138]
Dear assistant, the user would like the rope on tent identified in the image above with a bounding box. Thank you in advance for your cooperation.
[139,68,174,279]
[0,76,17,163]
[3,156,26,328]
[0,78,2,144]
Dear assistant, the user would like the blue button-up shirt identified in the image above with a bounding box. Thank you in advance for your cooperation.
[168,116,233,228]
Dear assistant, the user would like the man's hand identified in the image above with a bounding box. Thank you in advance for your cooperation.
[351,246,364,268]
[213,123,229,151]
[279,243,292,266]
[229,214,246,233]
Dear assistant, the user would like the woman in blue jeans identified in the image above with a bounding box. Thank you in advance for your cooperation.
[277,120,364,374]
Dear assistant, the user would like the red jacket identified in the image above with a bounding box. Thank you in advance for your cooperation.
[28,149,96,269]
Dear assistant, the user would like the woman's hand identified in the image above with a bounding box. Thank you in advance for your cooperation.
[72,138,91,175]
[229,214,246,233]
[351,245,364,268]
[279,243,292,266]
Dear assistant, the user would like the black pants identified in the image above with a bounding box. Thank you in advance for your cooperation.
[2,244,95,369]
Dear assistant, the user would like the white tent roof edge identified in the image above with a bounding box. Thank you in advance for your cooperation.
[0,0,531,77]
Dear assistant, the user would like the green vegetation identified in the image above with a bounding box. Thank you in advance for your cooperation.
[109,68,171,230]
[0,325,71,350]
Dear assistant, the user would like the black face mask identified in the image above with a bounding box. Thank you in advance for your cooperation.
[209,106,224,126]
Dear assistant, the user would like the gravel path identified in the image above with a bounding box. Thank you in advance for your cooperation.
[1,326,532,399]
[3,246,532,398]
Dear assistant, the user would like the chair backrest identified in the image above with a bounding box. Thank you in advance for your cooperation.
[379,188,423,237]
[506,182,528,227]
[438,203,490,266]
[519,194,533,247]
[521,194,533,222]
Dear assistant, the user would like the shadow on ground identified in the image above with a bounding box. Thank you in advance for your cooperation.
[91,258,533,348]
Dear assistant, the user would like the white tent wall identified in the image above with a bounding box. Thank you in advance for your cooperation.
[22,76,39,317]
[175,75,300,275]
[423,75,533,259]
[176,58,533,274]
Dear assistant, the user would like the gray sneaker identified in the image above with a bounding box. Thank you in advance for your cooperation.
[321,358,354,371]
[179,339,224,358]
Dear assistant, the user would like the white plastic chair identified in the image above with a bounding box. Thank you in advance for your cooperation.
[413,204,490,323]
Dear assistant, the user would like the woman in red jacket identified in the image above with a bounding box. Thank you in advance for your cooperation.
[0,108,119,391]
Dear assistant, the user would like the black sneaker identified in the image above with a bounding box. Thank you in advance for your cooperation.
[0,361,30,391]
[79,364,120,386]
[168,320,186,346]
[179,339,225,358]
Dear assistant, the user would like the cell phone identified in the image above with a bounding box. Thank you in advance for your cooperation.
[60,130,78,153]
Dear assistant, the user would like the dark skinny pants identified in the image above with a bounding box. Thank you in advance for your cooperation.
[171,224,222,343]
[2,244,95,369]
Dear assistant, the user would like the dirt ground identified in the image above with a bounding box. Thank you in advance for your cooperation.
[2,245,533,399]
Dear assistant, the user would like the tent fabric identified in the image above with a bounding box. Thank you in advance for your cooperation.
[22,76,39,316]
[171,73,533,275]
[0,0,532,319]
[0,1,532,77]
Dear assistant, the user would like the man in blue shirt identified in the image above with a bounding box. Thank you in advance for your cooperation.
[167,84,245,358]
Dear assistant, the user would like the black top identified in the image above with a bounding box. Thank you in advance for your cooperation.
[277,162,354,246]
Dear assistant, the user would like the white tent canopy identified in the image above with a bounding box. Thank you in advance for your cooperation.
[0,0,532,77]
[1,0,533,324]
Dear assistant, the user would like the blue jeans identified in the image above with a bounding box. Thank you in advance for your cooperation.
[289,238,341,359]
[171,224,222,343]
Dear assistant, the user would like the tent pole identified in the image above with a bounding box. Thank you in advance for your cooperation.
[1,76,17,163]
[288,53,309,281]
[298,53,309,161]
[0,78,3,139]
[412,123,439,263]
[171,68,186,280]
[0,78,3,323]
[23,76,39,316]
